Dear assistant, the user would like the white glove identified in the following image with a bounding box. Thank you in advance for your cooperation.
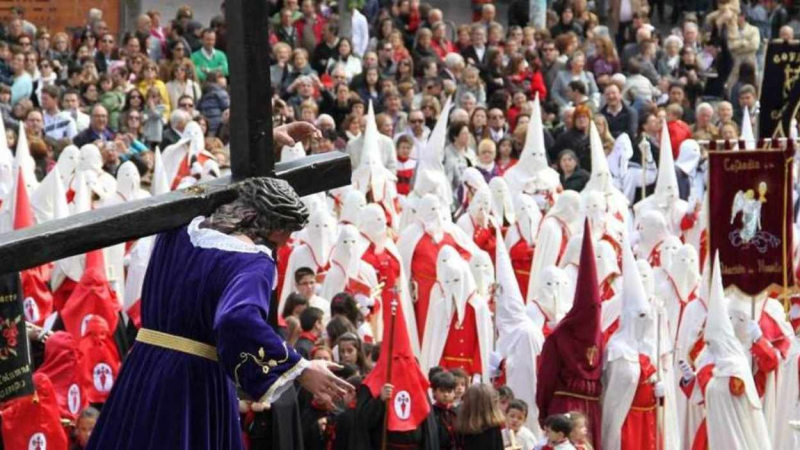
[355,293,374,309]
[790,304,800,321]
[678,360,695,383]
[747,320,763,343]
[654,381,665,399]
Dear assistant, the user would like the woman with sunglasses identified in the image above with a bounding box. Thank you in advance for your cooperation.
[119,89,144,131]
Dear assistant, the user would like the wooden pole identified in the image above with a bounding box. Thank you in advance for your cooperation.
[381,295,399,450]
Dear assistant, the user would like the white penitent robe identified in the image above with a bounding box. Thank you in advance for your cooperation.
[775,337,800,450]
[705,373,772,450]
[674,298,707,446]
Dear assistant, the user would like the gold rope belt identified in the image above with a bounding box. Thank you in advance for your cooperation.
[443,356,474,363]
[136,328,218,362]
[553,391,600,402]
[630,404,657,412]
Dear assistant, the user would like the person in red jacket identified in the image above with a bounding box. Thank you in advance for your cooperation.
[294,0,327,53]
[666,104,692,159]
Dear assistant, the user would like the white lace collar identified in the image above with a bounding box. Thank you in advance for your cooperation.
[187,216,273,258]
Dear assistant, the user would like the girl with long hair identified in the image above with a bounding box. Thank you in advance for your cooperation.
[455,384,505,450]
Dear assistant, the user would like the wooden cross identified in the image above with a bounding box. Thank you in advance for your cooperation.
[0,1,351,274]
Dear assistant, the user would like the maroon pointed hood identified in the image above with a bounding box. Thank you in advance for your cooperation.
[550,219,603,374]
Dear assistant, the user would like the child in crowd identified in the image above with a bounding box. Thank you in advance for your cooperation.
[336,332,370,375]
[395,134,416,197]
[566,411,592,450]
[295,306,325,358]
[535,414,575,450]
[310,345,334,362]
[431,370,458,450]
[497,385,515,413]
[71,406,100,450]
[451,368,469,407]
[454,384,505,450]
[502,399,537,450]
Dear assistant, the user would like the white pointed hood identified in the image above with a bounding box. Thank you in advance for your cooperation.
[506,194,541,248]
[489,176,515,225]
[676,139,701,175]
[607,232,655,362]
[468,184,493,227]
[705,252,761,407]
[0,137,12,204]
[469,250,495,297]
[116,161,143,201]
[78,144,115,200]
[559,234,584,269]
[596,239,620,284]
[741,107,755,150]
[303,209,337,268]
[151,147,171,196]
[340,189,367,226]
[30,145,80,223]
[413,96,453,206]
[582,121,613,195]
[51,167,68,220]
[544,189,582,236]
[533,265,571,322]
[504,94,560,193]
[418,193,445,241]
[653,120,680,202]
[436,250,476,325]
[667,244,700,300]
[658,235,683,272]
[583,190,607,238]
[329,224,364,277]
[636,210,669,255]
[353,102,396,202]
[359,203,389,248]
[70,170,93,215]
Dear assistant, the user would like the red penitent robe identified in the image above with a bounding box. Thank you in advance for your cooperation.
[411,233,469,342]
[509,233,534,302]
[439,301,482,376]
[361,243,400,309]
[471,218,497,265]
[52,278,77,312]
[750,336,779,397]
[621,354,658,450]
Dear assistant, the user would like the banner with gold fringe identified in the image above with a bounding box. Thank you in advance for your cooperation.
[708,147,794,296]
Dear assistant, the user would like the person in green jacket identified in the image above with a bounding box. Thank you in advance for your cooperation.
[191,28,228,83]
[98,74,125,132]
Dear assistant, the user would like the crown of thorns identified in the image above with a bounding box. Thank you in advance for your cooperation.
[237,177,309,231]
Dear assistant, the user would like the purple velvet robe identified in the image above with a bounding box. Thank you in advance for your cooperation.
[87,218,305,449]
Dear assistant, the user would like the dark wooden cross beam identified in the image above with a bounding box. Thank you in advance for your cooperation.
[0,0,351,274]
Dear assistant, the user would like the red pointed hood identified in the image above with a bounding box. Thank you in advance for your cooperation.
[61,249,120,340]
[35,331,86,420]
[363,292,430,431]
[77,315,121,404]
[13,170,34,230]
[549,219,603,374]
[0,372,70,450]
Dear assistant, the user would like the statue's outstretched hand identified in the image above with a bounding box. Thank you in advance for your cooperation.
[298,360,354,401]
[274,122,322,149]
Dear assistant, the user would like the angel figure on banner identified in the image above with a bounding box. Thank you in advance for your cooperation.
[730,182,777,252]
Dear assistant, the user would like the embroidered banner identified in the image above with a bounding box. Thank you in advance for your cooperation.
[708,149,794,296]
[0,272,33,403]
[759,41,800,139]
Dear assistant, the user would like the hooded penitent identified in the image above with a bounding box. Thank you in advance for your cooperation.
[526,265,570,336]
[602,231,659,450]
[495,226,545,434]
[698,253,771,450]
[278,208,337,309]
[34,331,87,420]
[526,190,582,304]
[0,373,69,450]
[634,210,670,266]
[319,224,377,306]
[151,147,171,196]
[77,144,116,201]
[352,102,399,208]
[50,171,85,308]
[505,195,542,301]
[31,145,80,223]
[582,121,629,221]
[635,121,691,238]
[421,249,493,381]
[489,175,516,226]
[339,189,367,226]
[537,220,604,448]
[503,94,560,211]
[359,203,421,355]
